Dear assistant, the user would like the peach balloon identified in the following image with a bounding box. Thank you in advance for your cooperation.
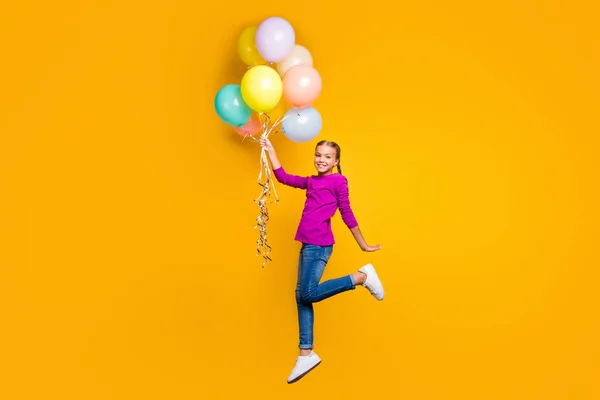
[282,65,322,108]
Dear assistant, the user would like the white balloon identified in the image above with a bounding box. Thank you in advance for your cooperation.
[282,106,322,143]
[276,45,313,77]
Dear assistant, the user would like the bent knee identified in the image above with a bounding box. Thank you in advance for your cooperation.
[300,291,316,303]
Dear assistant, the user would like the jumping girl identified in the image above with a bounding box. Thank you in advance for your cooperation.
[259,136,385,384]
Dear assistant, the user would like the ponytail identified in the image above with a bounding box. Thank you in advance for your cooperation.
[337,162,343,175]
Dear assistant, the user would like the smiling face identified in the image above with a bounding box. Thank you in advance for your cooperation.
[314,144,339,176]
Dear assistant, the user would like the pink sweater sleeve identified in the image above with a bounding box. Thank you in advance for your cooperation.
[273,166,308,189]
[336,176,359,229]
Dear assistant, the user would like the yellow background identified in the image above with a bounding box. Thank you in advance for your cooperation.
[1,1,599,399]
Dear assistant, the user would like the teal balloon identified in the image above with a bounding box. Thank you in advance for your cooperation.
[214,84,253,127]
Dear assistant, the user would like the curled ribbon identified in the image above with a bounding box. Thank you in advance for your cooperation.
[246,112,285,267]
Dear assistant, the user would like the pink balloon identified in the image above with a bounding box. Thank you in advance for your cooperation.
[255,17,295,63]
[234,114,262,136]
[282,65,322,108]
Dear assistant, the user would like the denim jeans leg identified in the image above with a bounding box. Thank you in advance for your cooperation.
[296,244,356,349]
[296,248,314,350]
[300,245,355,304]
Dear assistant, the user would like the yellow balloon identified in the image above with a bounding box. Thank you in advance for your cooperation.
[237,26,266,66]
[241,65,283,112]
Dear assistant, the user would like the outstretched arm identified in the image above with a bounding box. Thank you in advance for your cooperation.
[337,177,381,252]
[350,226,381,252]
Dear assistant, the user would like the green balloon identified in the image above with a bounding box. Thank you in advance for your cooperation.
[214,84,253,127]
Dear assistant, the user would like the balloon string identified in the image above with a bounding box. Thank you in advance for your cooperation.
[254,149,273,267]
[249,111,285,267]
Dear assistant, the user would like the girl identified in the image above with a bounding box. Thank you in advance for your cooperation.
[259,136,385,384]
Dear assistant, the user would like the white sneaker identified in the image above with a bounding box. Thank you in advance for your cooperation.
[287,350,322,384]
[359,263,384,300]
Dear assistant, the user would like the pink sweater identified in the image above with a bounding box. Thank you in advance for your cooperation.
[273,166,359,246]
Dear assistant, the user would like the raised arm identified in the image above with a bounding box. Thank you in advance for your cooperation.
[336,176,381,252]
[260,136,308,189]
[259,135,281,170]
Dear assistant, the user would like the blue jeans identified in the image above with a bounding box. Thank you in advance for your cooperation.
[296,244,356,349]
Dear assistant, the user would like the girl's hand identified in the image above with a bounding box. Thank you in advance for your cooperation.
[259,135,282,169]
[350,226,380,253]
[259,136,274,152]
[362,244,381,252]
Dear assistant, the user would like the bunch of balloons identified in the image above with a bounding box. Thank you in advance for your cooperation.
[214,16,323,143]
[214,16,324,267]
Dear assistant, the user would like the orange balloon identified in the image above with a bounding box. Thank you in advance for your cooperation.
[234,114,262,136]
[266,98,290,121]
[282,65,322,108]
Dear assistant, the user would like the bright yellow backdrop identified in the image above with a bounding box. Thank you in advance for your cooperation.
[1,1,599,399]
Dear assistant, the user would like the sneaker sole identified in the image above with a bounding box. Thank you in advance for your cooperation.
[287,360,322,384]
